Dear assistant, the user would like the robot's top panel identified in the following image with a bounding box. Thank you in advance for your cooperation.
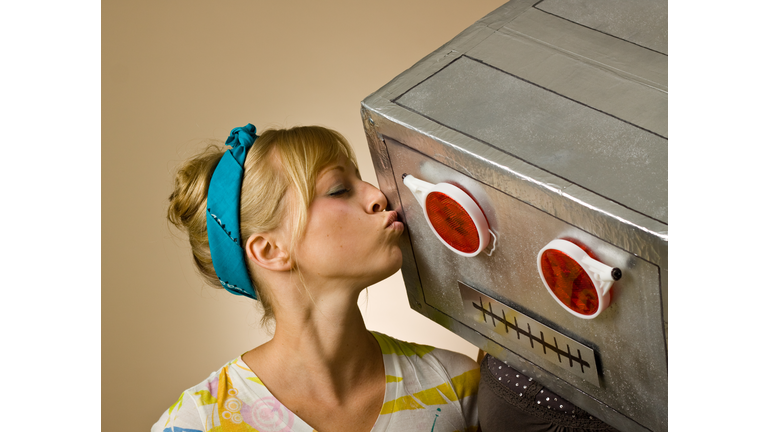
[396,55,668,223]
[537,0,668,54]
[364,0,667,239]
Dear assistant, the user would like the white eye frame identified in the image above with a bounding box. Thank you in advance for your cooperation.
[403,174,492,257]
[536,239,622,319]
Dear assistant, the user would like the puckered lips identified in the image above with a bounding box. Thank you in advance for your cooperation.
[384,211,404,231]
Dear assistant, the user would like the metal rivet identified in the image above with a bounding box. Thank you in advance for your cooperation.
[612,268,622,280]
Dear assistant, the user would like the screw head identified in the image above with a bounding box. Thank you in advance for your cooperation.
[611,268,622,281]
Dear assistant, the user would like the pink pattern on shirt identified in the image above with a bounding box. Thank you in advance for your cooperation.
[206,376,218,397]
[241,396,296,432]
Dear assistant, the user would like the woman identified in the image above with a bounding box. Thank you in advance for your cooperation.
[153,124,480,432]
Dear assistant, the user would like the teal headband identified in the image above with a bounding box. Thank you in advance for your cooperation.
[206,124,258,299]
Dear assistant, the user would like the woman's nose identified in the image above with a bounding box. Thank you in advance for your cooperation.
[365,182,388,213]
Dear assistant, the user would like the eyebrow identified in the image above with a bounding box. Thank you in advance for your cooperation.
[318,161,360,179]
[319,165,345,178]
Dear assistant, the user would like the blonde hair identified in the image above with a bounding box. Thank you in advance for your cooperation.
[168,126,357,325]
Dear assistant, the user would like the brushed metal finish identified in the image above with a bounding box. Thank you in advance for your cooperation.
[536,0,668,55]
[385,138,666,431]
[363,112,666,431]
[495,8,667,90]
[459,281,600,387]
[396,56,668,223]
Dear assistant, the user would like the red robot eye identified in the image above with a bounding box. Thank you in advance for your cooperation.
[537,239,621,319]
[539,249,600,316]
[425,192,480,254]
[403,175,492,257]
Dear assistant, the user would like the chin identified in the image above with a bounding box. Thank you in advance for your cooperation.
[383,251,404,279]
[364,253,403,288]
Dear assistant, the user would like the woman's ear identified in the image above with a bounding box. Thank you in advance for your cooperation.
[245,233,292,272]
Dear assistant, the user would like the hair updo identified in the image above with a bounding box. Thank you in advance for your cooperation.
[167,126,357,325]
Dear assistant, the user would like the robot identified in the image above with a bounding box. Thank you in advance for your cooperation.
[361,1,668,430]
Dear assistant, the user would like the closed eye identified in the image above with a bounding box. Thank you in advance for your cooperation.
[329,187,350,196]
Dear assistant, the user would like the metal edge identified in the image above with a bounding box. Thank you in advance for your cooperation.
[496,8,668,91]
[477,0,543,30]
[362,106,428,314]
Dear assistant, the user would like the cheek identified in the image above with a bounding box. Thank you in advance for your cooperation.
[301,211,358,259]
[321,220,382,271]
[324,214,369,254]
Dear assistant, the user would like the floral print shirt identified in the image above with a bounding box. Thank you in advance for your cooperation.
[152,332,479,432]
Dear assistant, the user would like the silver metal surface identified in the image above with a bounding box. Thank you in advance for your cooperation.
[396,56,668,223]
[383,138,666,430]
[536,0,668,55]
[459,281,600,387]
[360,1,667,430]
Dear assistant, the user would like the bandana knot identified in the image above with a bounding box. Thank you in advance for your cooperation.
[225,124,258,162]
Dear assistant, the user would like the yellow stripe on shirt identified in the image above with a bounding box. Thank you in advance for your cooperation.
[413,387,448,406]
[380,395,425,414]
[386,375,403,383]
[450,369,480,400]
[194,389,217,406]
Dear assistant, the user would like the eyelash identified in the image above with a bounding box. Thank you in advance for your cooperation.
[329,188,350,196]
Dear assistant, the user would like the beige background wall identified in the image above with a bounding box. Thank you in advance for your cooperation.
[103,1,506,430]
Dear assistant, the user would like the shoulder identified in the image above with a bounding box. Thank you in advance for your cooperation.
[372,332,480,431]
[428,348,480,401]
[183,356,247,400]
[372,331,478,371]
[151,357,245,432]
[371,331,438,358]
[371,332,480,395]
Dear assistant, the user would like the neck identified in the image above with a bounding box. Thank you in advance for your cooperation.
[249,277,383,403]
[272,294,377,370]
